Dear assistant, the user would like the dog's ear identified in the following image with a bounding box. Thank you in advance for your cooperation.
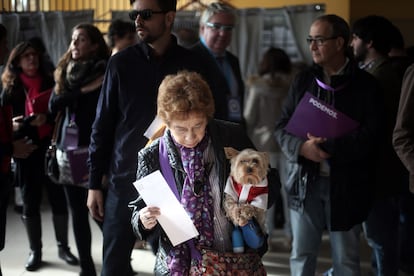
[259,151,270,168]
[224,147,239,159]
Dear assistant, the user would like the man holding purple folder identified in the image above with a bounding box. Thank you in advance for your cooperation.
[274,14,383,275]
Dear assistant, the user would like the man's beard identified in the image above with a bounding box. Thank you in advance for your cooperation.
[140,34,158,44]
[137,24,166,44]
[354,46,368,62]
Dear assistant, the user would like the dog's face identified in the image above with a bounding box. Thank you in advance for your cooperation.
[230,149,269,185]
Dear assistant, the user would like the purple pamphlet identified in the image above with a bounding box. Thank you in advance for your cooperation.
[66,147,89,186]
[285,92,359,139]
[63,125,79,150]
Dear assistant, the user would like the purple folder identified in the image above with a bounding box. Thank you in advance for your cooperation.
[66,147,89,187]
[63,125,79,150]
[285,92,359,139]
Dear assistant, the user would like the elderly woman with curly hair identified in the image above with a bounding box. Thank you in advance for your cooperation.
[130,71,273,275]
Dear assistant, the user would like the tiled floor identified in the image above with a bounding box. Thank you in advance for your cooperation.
[0,199,394,276]
[0,200,157,276]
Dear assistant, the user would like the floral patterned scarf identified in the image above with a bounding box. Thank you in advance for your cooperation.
[167,133,214,275]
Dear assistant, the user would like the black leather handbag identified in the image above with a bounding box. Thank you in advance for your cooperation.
[45,143,59,183]
[45,112,62,184]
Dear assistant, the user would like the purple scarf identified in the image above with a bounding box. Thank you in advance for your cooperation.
[166,134,214,275]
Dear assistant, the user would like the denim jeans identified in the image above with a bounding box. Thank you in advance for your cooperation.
[399,192,414,273]
[363,197,399,276]
[290,176,361,276]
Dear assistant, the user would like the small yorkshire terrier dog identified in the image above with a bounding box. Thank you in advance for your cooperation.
[224,148,269,230]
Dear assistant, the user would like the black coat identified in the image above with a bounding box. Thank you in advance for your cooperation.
[49,58,107,149]
[275,61,384,231]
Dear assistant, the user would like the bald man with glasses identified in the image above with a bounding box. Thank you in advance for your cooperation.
[275,14,384,275]
[191,2,245,125]
[87,0,207,275]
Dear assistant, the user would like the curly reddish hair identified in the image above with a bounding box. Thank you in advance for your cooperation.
[157,71,215,124]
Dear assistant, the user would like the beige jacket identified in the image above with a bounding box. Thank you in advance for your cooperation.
[244,73,292,153]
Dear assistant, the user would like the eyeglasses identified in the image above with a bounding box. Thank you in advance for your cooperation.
[306,36,338,46]
[128,9,167,21]
[205,22,234,32]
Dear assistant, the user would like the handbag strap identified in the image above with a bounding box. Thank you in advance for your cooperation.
[51,111,63,146]
[158,136,202,261]
[159,137,179,200]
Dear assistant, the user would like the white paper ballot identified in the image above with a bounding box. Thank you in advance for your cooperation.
[133,170,199,246]
[143,116,163,139]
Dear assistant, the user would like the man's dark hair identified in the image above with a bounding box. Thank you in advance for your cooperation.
[352,15,394,56]
[258,47,292,76]
[314,14,350,48]
[389,23,404,50]
[28,36,47,54]
[108,19,135,48]
[129,0,177,12]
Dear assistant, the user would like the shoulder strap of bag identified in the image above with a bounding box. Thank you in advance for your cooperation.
[158,136,202,261]
[51,111,63,146]
[159,136,179,200]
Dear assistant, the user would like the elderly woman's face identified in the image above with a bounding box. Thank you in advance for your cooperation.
[168,112,208,149]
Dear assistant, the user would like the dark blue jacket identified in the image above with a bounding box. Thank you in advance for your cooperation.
[88,36,207,198]
[191,42,245,125]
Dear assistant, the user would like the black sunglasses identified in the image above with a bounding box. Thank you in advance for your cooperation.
[128,9,167,21]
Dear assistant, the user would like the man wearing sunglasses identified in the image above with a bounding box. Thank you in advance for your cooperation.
[191,2,245,125]
[87,0,206,275]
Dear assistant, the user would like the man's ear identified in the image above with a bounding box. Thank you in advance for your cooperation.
[366,40,374,49]
[336,36,345,52]
[165,11,176,28]
[224,147,239,160]
[199,24,205,37]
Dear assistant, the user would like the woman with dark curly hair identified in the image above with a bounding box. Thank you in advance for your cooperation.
[49,23,110,276]
[0,23,38,276]
[1,40,78,271]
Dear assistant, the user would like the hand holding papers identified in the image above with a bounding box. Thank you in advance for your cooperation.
[133,170,199,246]
[285,92,359,139]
